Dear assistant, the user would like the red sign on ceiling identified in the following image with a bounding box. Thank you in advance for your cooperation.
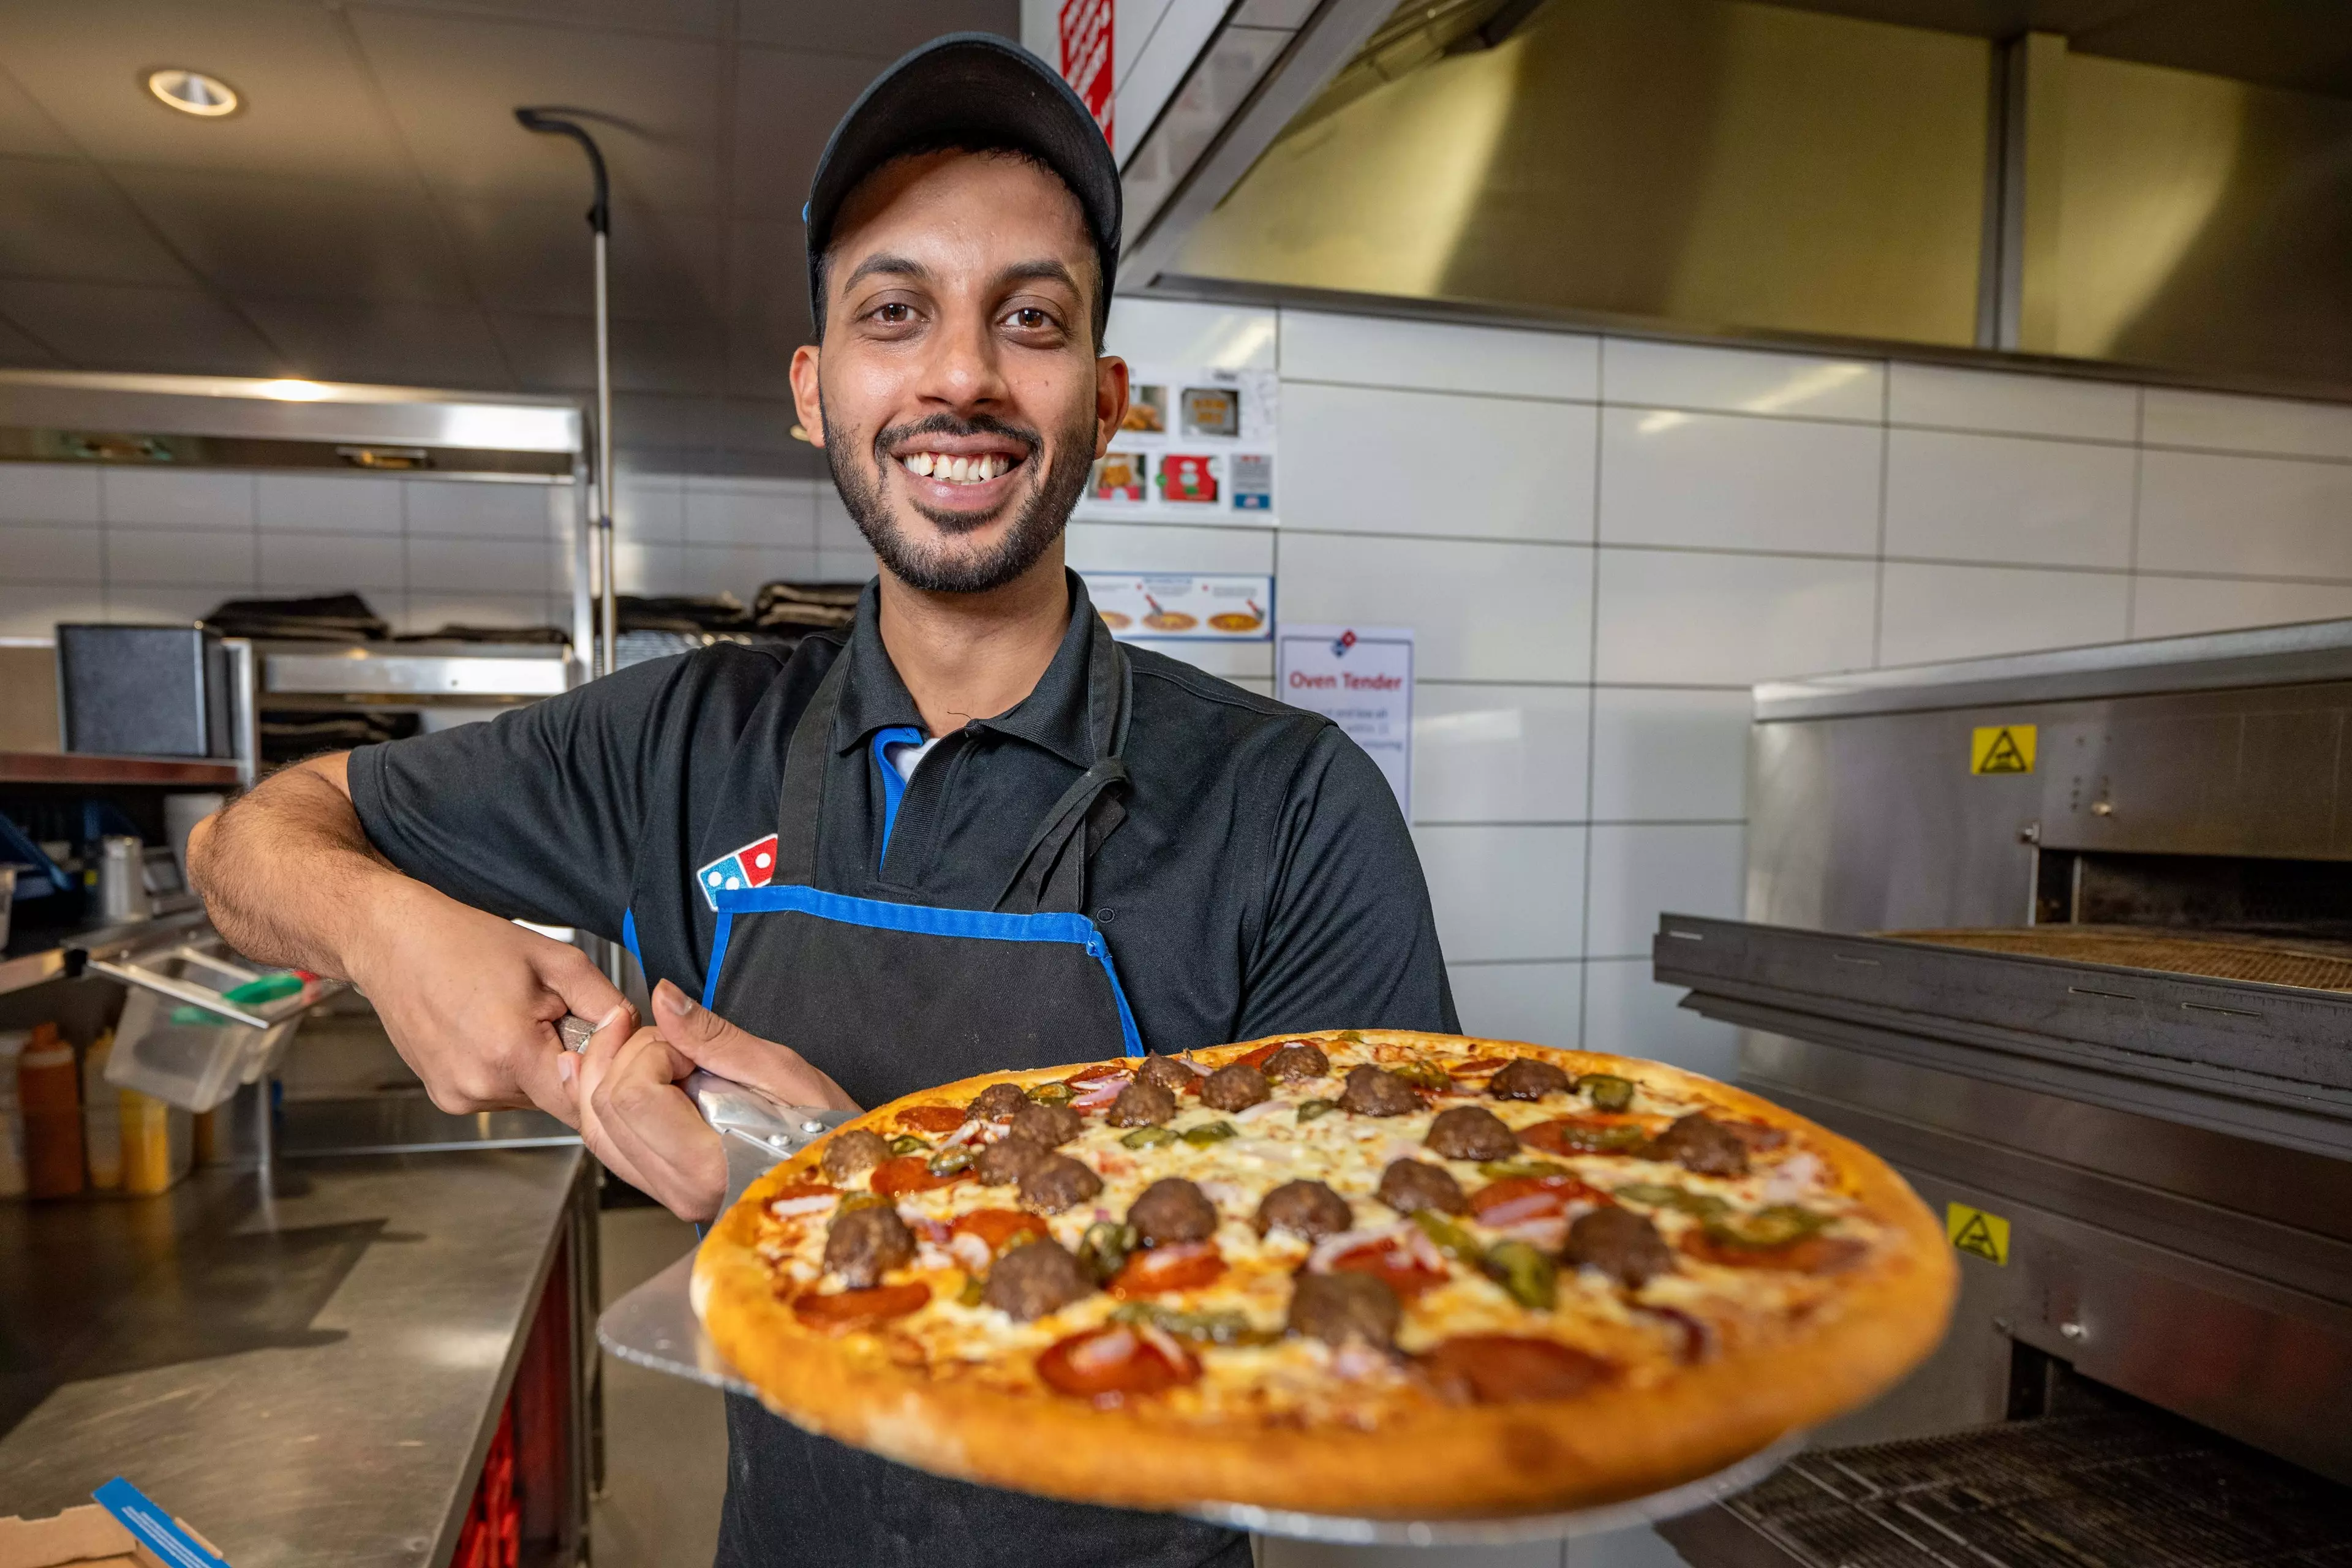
[1060,0,1114,145]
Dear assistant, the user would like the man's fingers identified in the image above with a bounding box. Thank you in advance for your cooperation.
[537,940,633,1039]
[585,1028,726,1221]
[650,980,859,1112]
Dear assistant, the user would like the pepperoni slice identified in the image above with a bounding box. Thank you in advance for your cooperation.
[897,1104,970,1134]
[1327,1238,1450,1300]
[1681,1231,1865,1274]
[1108,1242,1227,1297]
[1422,1336,1613,1404]
[1063,1062,1133,1087]
[870,1155,973,1197]
[766,1180,837,1204]
[1448,1057,1515,1078]
[791,1281,932,1333]
[1468,1174,1603,1228]
[1036,1324,1201,1403]
[1234,1041,1286,1069]
[1517,1114,1665,1156]
[950,1208,1051,1253]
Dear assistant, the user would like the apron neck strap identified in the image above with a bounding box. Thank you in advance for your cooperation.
[999,626,1132,916]
[771,652,851,888]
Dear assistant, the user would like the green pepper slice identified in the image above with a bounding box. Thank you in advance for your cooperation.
[1120,1125,1178,1150]
[1478,1158,1572,1182]
[1109,1301,1275,1346]
[1335,1030,1366,1044]
[1026,1082,1074,1106]
[957,1275,986,1307]
[1077,1220,1137,1283]
[1180,1120,1238,1147]
[887,1133,931,1155]
[1575,1073,1637,1112]
[1390,1060,1452,1093]
[1615,1182,1729,1219]
[838,1191,891,1213]
[1294,1098,1338,1122]
[1411,1210,1483,1267]
[925,1146,973,1176]
[1483,1240,1558,1310]
[1705,1205,1828,1250]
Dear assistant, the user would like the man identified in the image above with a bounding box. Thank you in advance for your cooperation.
[192,34,1453,1568]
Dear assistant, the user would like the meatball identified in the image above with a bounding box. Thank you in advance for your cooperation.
[981,1239,1095,1321]
[823,1203,914,1289]
[1338,1064,1420,1117]
[1262,1042,1330,1082]
[1106,1077,1178,1128]
[968,1082,1029,1121]
[974,1135,1051,1186]
[1425,1106,1520,1161]
[1137,1054,1200,1094]
[1487,1058,1570,1102]
[1566,1207,1675,1289]
[1287,1271,1401,1349]
[1649,1113,1749,1177]
[1019,1153,1104,1213]
[1199,1062,1271,1112]
[819,1128,891,1184]
[1009,1099,1085,1148]
[1128,1177,1219,1246]
[1376,1158,1468,1216]
[1253,1180,1352,1241]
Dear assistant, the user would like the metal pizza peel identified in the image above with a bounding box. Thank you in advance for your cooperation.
[572,1017,1800,1545]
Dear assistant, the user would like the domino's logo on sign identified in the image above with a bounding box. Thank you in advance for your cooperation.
[698,834,778,909]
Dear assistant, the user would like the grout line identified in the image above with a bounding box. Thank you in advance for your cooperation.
[1577,385,1607,1052]
[2126,386,2146,636]
[1872,380,1890,667]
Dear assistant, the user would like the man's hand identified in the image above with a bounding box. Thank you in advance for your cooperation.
[574,979,858,1221]
[188,752,632,1125]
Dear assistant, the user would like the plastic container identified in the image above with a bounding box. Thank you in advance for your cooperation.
[0,1027,28,1197]
[119,1087,191,1195]
[20,1023,83,1199]
[82,1030,121,1191]
[107,952,300,1114]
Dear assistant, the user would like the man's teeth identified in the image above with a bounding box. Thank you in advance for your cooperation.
[902,452,1015,483]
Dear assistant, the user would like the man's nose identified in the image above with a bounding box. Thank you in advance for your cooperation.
[916,309,1008,409]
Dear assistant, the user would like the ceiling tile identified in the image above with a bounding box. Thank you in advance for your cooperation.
[112,166,470,302]
[348,8,722,210]
[0,279,283,374]
[731,48,872,217]
[439,197,721,320]
[0,157,196,284]
[492,312,726,396]
[726,219,810,398]
[735,0,1018,60]
[0,0,417,181]
[235,296,513,387]
[347,0,723,37]
[0,65,77,156]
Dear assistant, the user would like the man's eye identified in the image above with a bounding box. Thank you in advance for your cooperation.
[873,303,913,324]
[1006,308,1051,330]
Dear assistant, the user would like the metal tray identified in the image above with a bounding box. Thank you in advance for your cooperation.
[598,1252,1799,1547]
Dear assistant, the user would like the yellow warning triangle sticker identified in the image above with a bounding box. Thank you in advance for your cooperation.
[1945,1202,2010,1264]
[1970,724,2036,775]
[1951,1212,1999,1259]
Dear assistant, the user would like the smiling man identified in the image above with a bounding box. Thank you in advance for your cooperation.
[190,34,1453,1568]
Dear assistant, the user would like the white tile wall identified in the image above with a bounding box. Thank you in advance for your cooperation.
[1282,382,1597,541]
[1583,823,1744,959]
[1281,532,1594,682]
[1281,309,1598,400]
[1412,824,1586,962]
[2136,449,2352,579]
[1888,363,2138,442]
[1601,339,1883,421]
[1446,962,1586,1053]
[1581,956,1739,1081]
[1599,407,1879,554]
[1588,688,1750,823]
[1877,563,2130,665]
[2130,576,2352,640]
[1593,549,1877,686]
[1884,430,2135,568]
[2142,387,2352,459]
[1412,684,1591,824]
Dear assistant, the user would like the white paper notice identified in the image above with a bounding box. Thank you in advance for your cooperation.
[1277,625,1413,818]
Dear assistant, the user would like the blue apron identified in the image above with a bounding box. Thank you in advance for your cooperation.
[703,625,1246,1568]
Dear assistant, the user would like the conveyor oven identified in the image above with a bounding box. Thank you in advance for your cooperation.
[1652,620,2352,1566]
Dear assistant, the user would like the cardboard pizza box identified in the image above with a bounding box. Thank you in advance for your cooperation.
[0,1481,230,1568]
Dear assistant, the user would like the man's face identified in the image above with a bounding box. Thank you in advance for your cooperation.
[789,150,1127,595]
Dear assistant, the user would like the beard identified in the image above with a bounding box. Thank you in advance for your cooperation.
[825,400,1096,594]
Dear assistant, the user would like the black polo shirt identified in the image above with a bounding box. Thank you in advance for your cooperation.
[348,572,1456,1055]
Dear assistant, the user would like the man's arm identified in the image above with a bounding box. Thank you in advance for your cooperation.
[189,752,632,1119]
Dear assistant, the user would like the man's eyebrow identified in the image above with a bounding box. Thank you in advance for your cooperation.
[995,258,1082,295]
[840,252,932,292]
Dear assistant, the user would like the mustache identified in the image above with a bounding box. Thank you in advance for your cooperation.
[870,412,1041,458]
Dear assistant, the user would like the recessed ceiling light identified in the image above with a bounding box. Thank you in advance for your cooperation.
[146,68,239,118]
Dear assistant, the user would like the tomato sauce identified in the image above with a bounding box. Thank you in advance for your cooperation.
[870,1155,973,1196]
[1422,1336,1612,1404]
[950,1209,1050,1253]
[1108,1242,1226,1297]
[791,1281,931,1333]
[1036,1324,1200,1403]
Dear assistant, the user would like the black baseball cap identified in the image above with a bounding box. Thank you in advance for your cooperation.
[805,33,1122,336]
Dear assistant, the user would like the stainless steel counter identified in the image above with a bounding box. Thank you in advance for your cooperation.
[0,1135,589,1567]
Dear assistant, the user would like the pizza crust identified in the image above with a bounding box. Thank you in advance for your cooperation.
[695,1031,1956,1518]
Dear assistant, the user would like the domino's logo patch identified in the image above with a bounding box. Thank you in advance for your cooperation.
[697,834,779,909]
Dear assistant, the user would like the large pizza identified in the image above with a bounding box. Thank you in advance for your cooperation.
[693,1031,1954,1518]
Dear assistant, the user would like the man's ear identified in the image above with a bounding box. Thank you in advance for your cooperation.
[1094,354,1130,459]
[789,343,827,450]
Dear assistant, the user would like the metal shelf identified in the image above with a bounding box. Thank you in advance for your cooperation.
[0,906,211,997]
[0,751,241,786]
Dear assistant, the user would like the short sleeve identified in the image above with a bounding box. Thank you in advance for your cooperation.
[346,654,686,938]
[1234,725,1458,1038]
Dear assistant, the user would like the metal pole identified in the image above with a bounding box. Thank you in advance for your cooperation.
[515,107,617,677]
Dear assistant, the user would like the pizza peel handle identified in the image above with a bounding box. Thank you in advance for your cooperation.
[556,1014,855,1210]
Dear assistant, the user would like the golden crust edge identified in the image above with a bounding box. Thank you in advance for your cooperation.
[693,1030,1958,1517]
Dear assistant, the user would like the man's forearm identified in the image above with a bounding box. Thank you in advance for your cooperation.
[187,753,415,982]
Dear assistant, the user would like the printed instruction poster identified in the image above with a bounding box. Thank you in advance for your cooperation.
[1278,625,1414,817]
[1077,364,1278,524]
[1081,572,1273,640]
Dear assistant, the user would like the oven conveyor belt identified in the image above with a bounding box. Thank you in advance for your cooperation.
[1672,1407,2352,1568]
[1888,926,2352,995]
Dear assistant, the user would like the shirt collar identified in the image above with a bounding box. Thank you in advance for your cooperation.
[831,569,1106,771]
